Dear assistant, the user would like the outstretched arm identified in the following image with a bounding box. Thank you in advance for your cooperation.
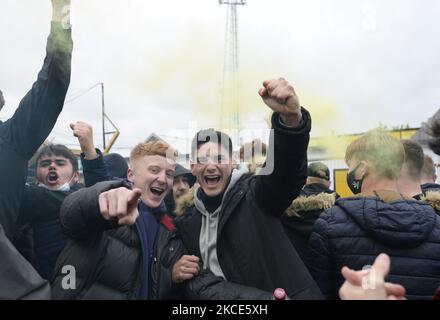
[254,78,311,217]
[0,0,73,240]
[70,121,113,187]
[0,0,73,159]
[60,182,140,240]
[339,254,406,300]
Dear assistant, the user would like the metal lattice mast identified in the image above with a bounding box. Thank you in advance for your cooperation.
[219,0,246,147]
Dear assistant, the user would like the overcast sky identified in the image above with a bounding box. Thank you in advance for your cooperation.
[1,0,440,156]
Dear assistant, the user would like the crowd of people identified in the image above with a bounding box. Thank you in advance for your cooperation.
[2,0,440,300]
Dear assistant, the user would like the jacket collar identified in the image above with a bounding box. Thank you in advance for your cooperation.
[336,191,436,249]
[285,192,336,217]
[358,190,405,202]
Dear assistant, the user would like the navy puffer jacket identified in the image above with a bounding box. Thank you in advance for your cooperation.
[308,190,440,300]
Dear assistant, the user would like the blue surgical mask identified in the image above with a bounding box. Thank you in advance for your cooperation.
[346,163,363,195]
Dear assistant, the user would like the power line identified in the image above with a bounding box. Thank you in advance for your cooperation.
[64,83,102,105]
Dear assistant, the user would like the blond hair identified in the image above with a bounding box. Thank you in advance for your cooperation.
[130,141,177,166]
[345,130,405,180]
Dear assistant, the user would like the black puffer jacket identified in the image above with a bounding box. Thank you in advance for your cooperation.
[308,190,440,300]
[175,110,323,300]
[51,181,184,300]
[282,183,337,262]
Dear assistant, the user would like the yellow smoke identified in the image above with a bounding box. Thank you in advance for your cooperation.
[125,24,348,157]
[303,95,347,159]
[128,25,291,132]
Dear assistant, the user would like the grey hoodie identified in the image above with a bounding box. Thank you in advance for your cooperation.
[194,165,249,279]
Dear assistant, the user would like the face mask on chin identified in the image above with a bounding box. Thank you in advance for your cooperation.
[38,182,71,192]
[58,182,71,192]
[346,163,364,195]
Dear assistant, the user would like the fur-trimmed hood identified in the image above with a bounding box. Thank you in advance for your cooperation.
[421,190,440,213]
[174,187,196,216]
[285,192,336,217]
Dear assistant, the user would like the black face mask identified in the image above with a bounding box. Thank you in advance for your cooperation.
[347,163,363,195]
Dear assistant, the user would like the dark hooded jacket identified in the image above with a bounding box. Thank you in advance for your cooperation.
[308,190,440,300]
[174,110,323,300]
[282,183,337,262]
[0,22,72,241]
[0,21,72,299]
[51,180,184,300]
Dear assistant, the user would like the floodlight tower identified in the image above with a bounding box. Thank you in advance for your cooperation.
[219,0,246,147]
